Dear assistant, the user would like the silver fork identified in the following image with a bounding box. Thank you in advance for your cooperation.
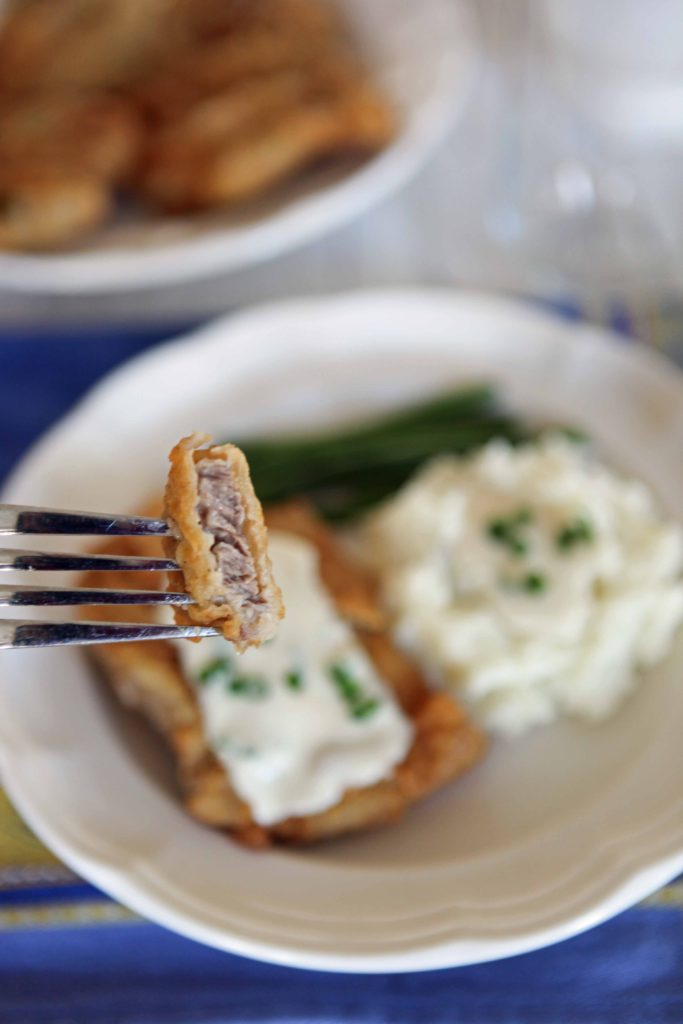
[0,503,218,649]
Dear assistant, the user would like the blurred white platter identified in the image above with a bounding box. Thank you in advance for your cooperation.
[0,0,477,294]
[1,289,682,972]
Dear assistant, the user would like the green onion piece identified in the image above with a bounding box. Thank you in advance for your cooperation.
[329,663,380,720]
[198,656,231,685]
[330,663,363,702]
[522,572,547,593]
[511,538,529,557]
[285,669,303,691]
[556,516,594,552]
[228,676,269,699]
[554,425,590,444]
[352,699,380,720]
[486,508,533,558]
[502,571,549,594]
[513,508,532,526]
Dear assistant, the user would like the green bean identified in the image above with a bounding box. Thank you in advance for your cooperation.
[242,383,497,458]
[226,384,561,521]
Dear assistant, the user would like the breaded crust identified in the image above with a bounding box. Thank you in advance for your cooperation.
[0,168,110,251]
[0,91,142,184]
[136,76,395,212]
[0,0,180,91]
[0,0,395,247]
[83,500,485,847]
[164,434,284,651]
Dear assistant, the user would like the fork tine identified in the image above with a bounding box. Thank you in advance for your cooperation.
[0,619,218,649]
[0,549,176,572]
[0,504,169,537]
[0,584,194,607]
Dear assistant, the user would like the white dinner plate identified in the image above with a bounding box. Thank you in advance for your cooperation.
[0,0,476,294]
[1,289,682,972]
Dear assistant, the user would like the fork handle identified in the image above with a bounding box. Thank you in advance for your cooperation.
[0,504,169,537]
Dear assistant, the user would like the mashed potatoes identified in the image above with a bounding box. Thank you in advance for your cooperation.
[362,436,683,737]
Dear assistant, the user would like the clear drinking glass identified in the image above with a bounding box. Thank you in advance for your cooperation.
[487,0,683,302]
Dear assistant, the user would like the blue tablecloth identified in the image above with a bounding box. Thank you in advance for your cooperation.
[1,321,682,1024]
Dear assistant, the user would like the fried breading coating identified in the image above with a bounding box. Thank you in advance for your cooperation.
[0,169,109,250]
[134,70,315,206]
[133,0,346,122]
[138,82,395,212]
[154,72,314,147]
[0,91,142,184]
[0,89,141,249]
[82,501,485,847]
[134,33,323,123]
[0,0,336,95]
[247,0,343,39]
[0,0,182,91]
[0,0,395,248]
[164,435,284,650]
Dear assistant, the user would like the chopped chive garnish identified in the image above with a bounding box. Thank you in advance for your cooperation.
[329,663,380,720]
[285,669,303,691]
[556,425,590,444]
[352,698,380,720]
[330,663,363,702]
[487,508,533,558]
[523,572,547,593]
[556,516,594,552]
[508,536,529,557]
[198,656,231,685]
[501,571,549,594]
[488,521,508,540]
[228,676,269,699]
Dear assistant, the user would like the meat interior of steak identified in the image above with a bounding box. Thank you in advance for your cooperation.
[195,458,262,609]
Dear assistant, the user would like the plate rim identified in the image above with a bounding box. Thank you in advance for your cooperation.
[1,750,682,973]
[2,286,683,972]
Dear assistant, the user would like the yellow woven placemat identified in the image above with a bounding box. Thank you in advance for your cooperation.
[0,789,62,872]
[0,788,141,927]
